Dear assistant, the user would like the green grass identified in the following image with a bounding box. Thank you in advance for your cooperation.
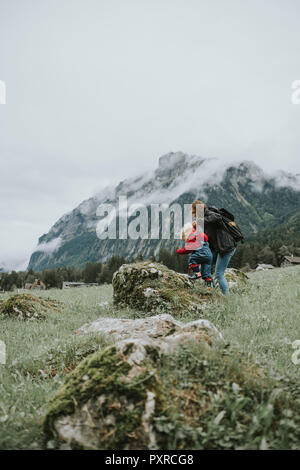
[0,267,299,449]
[0,285,115,449]
[205,265,300,379]
[157,343,300,450]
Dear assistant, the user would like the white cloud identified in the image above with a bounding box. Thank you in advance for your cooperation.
[36,237,62,254]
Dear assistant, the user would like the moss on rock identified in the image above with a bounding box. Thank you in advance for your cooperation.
[224,268,249,288]
[43,341,166,450]
[112,261,216,317]
[43,337,300,450]
[112,262,248,317]
[0,293,63,320]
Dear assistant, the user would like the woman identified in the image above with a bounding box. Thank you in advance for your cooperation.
[191,200,236,295]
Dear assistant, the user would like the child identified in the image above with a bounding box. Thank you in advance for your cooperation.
[177,222,214,287]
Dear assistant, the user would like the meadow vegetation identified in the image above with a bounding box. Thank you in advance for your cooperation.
[0,266,299,449]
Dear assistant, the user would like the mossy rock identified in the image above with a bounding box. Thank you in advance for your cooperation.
[0,293,62,320]
[43,337,300,450]
[77,313,222,345]
[224,268,249,288]
[43,329,219,450]
[44,340,166,450]
[112,261,215,317]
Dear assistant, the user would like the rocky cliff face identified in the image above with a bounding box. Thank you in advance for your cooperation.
[28,152,300,270]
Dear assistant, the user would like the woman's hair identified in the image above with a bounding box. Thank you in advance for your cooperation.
[191,200,206,215]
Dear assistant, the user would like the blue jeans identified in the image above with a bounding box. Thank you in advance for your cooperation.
[188,242,213,280]
[213,249,236,295]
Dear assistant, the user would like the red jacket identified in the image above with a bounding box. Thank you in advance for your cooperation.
[177,230,208,254]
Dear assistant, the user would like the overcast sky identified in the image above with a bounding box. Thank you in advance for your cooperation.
[0,0,299,270]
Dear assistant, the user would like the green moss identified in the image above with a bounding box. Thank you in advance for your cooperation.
[112,262,219,318]
[43,344,165,449]
[0,293,62,320]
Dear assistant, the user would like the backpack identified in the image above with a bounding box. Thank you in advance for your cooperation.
[218,208,244,243]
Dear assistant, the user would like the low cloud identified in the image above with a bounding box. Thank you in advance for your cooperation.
[36,237,62,254]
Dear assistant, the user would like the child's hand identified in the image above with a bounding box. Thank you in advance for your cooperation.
[192,220,196,229]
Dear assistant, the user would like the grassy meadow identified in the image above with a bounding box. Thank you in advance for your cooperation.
[0,266,299,449]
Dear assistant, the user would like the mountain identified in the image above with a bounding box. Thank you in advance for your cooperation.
[247,207,300,247]
[28,152,300,271]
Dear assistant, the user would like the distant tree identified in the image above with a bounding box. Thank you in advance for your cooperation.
[25,272,36,284]
[98,256,126,284]
[42,269,63,289]
[158,249,174,270]
[240,245,257,269]
[135,253,144,262]
[277,245,292,264]
[0,273,12,291]
[230,245,244,269]
[148,250,156,262]
[16,271,26,288]
[67,266,82,282]
[83,262,102,283]
[294,247,300,257]
[257,246,277,266]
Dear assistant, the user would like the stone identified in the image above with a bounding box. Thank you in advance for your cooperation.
[112,262,248,316]
[0,293,62,320]
[112,261,214,317]
[224,268,249,288]
[76,313,222,342]
[43,340,165,450]
[45,314,222,450]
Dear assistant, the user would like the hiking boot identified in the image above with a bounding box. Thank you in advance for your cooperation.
[189,272,202,280]
[204,277,213,289]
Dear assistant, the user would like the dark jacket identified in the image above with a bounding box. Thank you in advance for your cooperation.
[204,207,236,255]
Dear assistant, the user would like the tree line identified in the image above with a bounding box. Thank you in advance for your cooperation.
[0,256,126,291]
[0,242,298,291]
[0,251,187,292]
[230,241,300,271]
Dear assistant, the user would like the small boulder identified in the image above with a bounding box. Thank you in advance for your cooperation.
[0,293,62,320]
[224,268,249,288]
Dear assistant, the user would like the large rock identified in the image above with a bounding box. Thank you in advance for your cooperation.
[77,313,223,345]
[44,340,164,450]
[112,261,214,317]
[112,262,247,316]
[45,314,222,449]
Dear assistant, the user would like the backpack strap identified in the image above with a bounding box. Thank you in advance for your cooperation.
[219,208,235,221]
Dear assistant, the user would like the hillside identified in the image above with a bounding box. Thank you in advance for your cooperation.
[247,208,300,246]
[28,152,300,270]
